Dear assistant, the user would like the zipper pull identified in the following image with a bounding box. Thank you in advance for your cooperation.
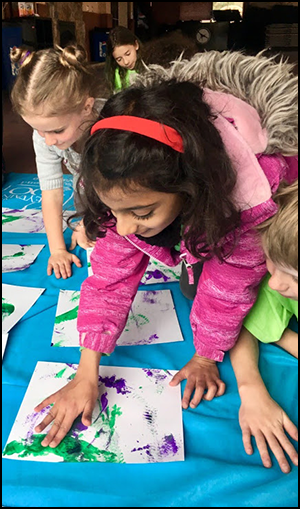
[180,253,194,285]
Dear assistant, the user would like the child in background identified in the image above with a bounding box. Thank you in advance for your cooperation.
[10,45,107,279]
[105,26,144,93]
[33,50,298,448]
[230,180,298,474]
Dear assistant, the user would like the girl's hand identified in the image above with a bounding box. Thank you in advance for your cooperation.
[47,249,82,279]
[169,353,226,409]
[239,385,298,473]
[34,373,99,448]
[70,220,96,250]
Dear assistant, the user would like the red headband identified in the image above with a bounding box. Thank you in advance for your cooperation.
[90,115,184,153]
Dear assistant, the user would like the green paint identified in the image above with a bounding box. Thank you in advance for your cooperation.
[88,262,91,268]
[68,373,76,380]
[101,403,122,435]
[2,298,15,321]
[3,434,123,463]
[2,214,23,225]
[70,292,80,303]
[55,305,79,324]
[152,260,180,279]
[124,313,149,332]
[52,339,64,347]
[55,367,67,378]
[2,251,25,260]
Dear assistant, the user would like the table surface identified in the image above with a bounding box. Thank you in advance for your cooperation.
[2,173,298,507]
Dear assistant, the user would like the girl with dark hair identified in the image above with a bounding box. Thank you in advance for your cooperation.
[34,51,298,449]
[105,26,144,93]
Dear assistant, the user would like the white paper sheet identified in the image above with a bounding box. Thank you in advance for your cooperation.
[51,289,183,347]
[2,284,45,334]
[2,208,74,234]
[2,244,45,272]
[86,249,182,285]
[2,332,9,360]
[2,361,184,464]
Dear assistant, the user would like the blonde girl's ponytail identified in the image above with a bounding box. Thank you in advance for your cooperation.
[58,44,88,69]
[10,46,33,66]
[10,44,104,117]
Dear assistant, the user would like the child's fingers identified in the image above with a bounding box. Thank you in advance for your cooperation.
[254,431,273,469]
[40,411,67,448]
[241,427,253,455]
[82,400,95,426]
[276,428,298,466]
[181,378,198,409]
[34,394,57,413]
[264,433,290,473]
[47,263,53,276]
[189,383,205,408]
[283,415,298,442]
[53,263,62,279]
[202,382,219,401]
[169,371,185,387]
[72,254,82,268]
[35,408,56,434]
[216,380,226,397]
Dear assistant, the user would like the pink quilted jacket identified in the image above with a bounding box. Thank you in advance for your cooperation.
[77,89,297,361]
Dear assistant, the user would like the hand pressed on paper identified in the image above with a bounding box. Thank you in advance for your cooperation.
[239,385,298,473]
[34,373,99,448]
[70,219,96,250]
[169,353,226,409]
[47,249,82,279]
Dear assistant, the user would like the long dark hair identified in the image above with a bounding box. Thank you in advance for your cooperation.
[105,26,143,93]
[76,79,241,261]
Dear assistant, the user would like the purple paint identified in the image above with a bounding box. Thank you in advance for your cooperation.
[142,369,168,383]
[98,375,131,394]
[100,392,109,413]
[146,270,170,282]
[25,405,51,441]
[142,291,159,305]
[131,444,151,453]
[143,369,153,377]
[159,434,179,456]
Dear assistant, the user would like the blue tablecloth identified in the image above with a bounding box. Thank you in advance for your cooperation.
[2,173,298,507]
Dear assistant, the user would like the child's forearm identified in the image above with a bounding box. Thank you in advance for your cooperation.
[77,347,102,380]
[42,189,66,253]
[276,328,298,358]
[230,327,266,392]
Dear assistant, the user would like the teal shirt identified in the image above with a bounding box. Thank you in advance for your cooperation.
[243,274,298,343]
[114,68,137,92]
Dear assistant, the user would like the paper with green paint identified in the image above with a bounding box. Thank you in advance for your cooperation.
[2,208,74,234]
[2,283,45,334]
[2,361,184,463]
[51,289,183,347]
[86,248,182,284]
[2,244,45,272]
[2,333,9,360]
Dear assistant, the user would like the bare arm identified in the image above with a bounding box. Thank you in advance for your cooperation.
[230,327,298,473]
[276,328,298,358]
[42,189,66,253]
[42,189,82,279]
[35,347,102,448]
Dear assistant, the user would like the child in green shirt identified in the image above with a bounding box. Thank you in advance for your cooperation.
[105,26,143,93]
[230,179,298,473]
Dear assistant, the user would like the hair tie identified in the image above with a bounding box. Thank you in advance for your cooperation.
[90,116,184,153]
[19,50,31,66]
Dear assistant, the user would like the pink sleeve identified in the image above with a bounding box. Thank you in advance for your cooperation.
[77,228,149,353]
[190,229,267,362]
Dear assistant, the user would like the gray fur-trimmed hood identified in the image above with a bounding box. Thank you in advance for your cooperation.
[135,51,298,156]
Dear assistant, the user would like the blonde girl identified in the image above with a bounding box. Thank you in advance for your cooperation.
[10,45,107,279]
